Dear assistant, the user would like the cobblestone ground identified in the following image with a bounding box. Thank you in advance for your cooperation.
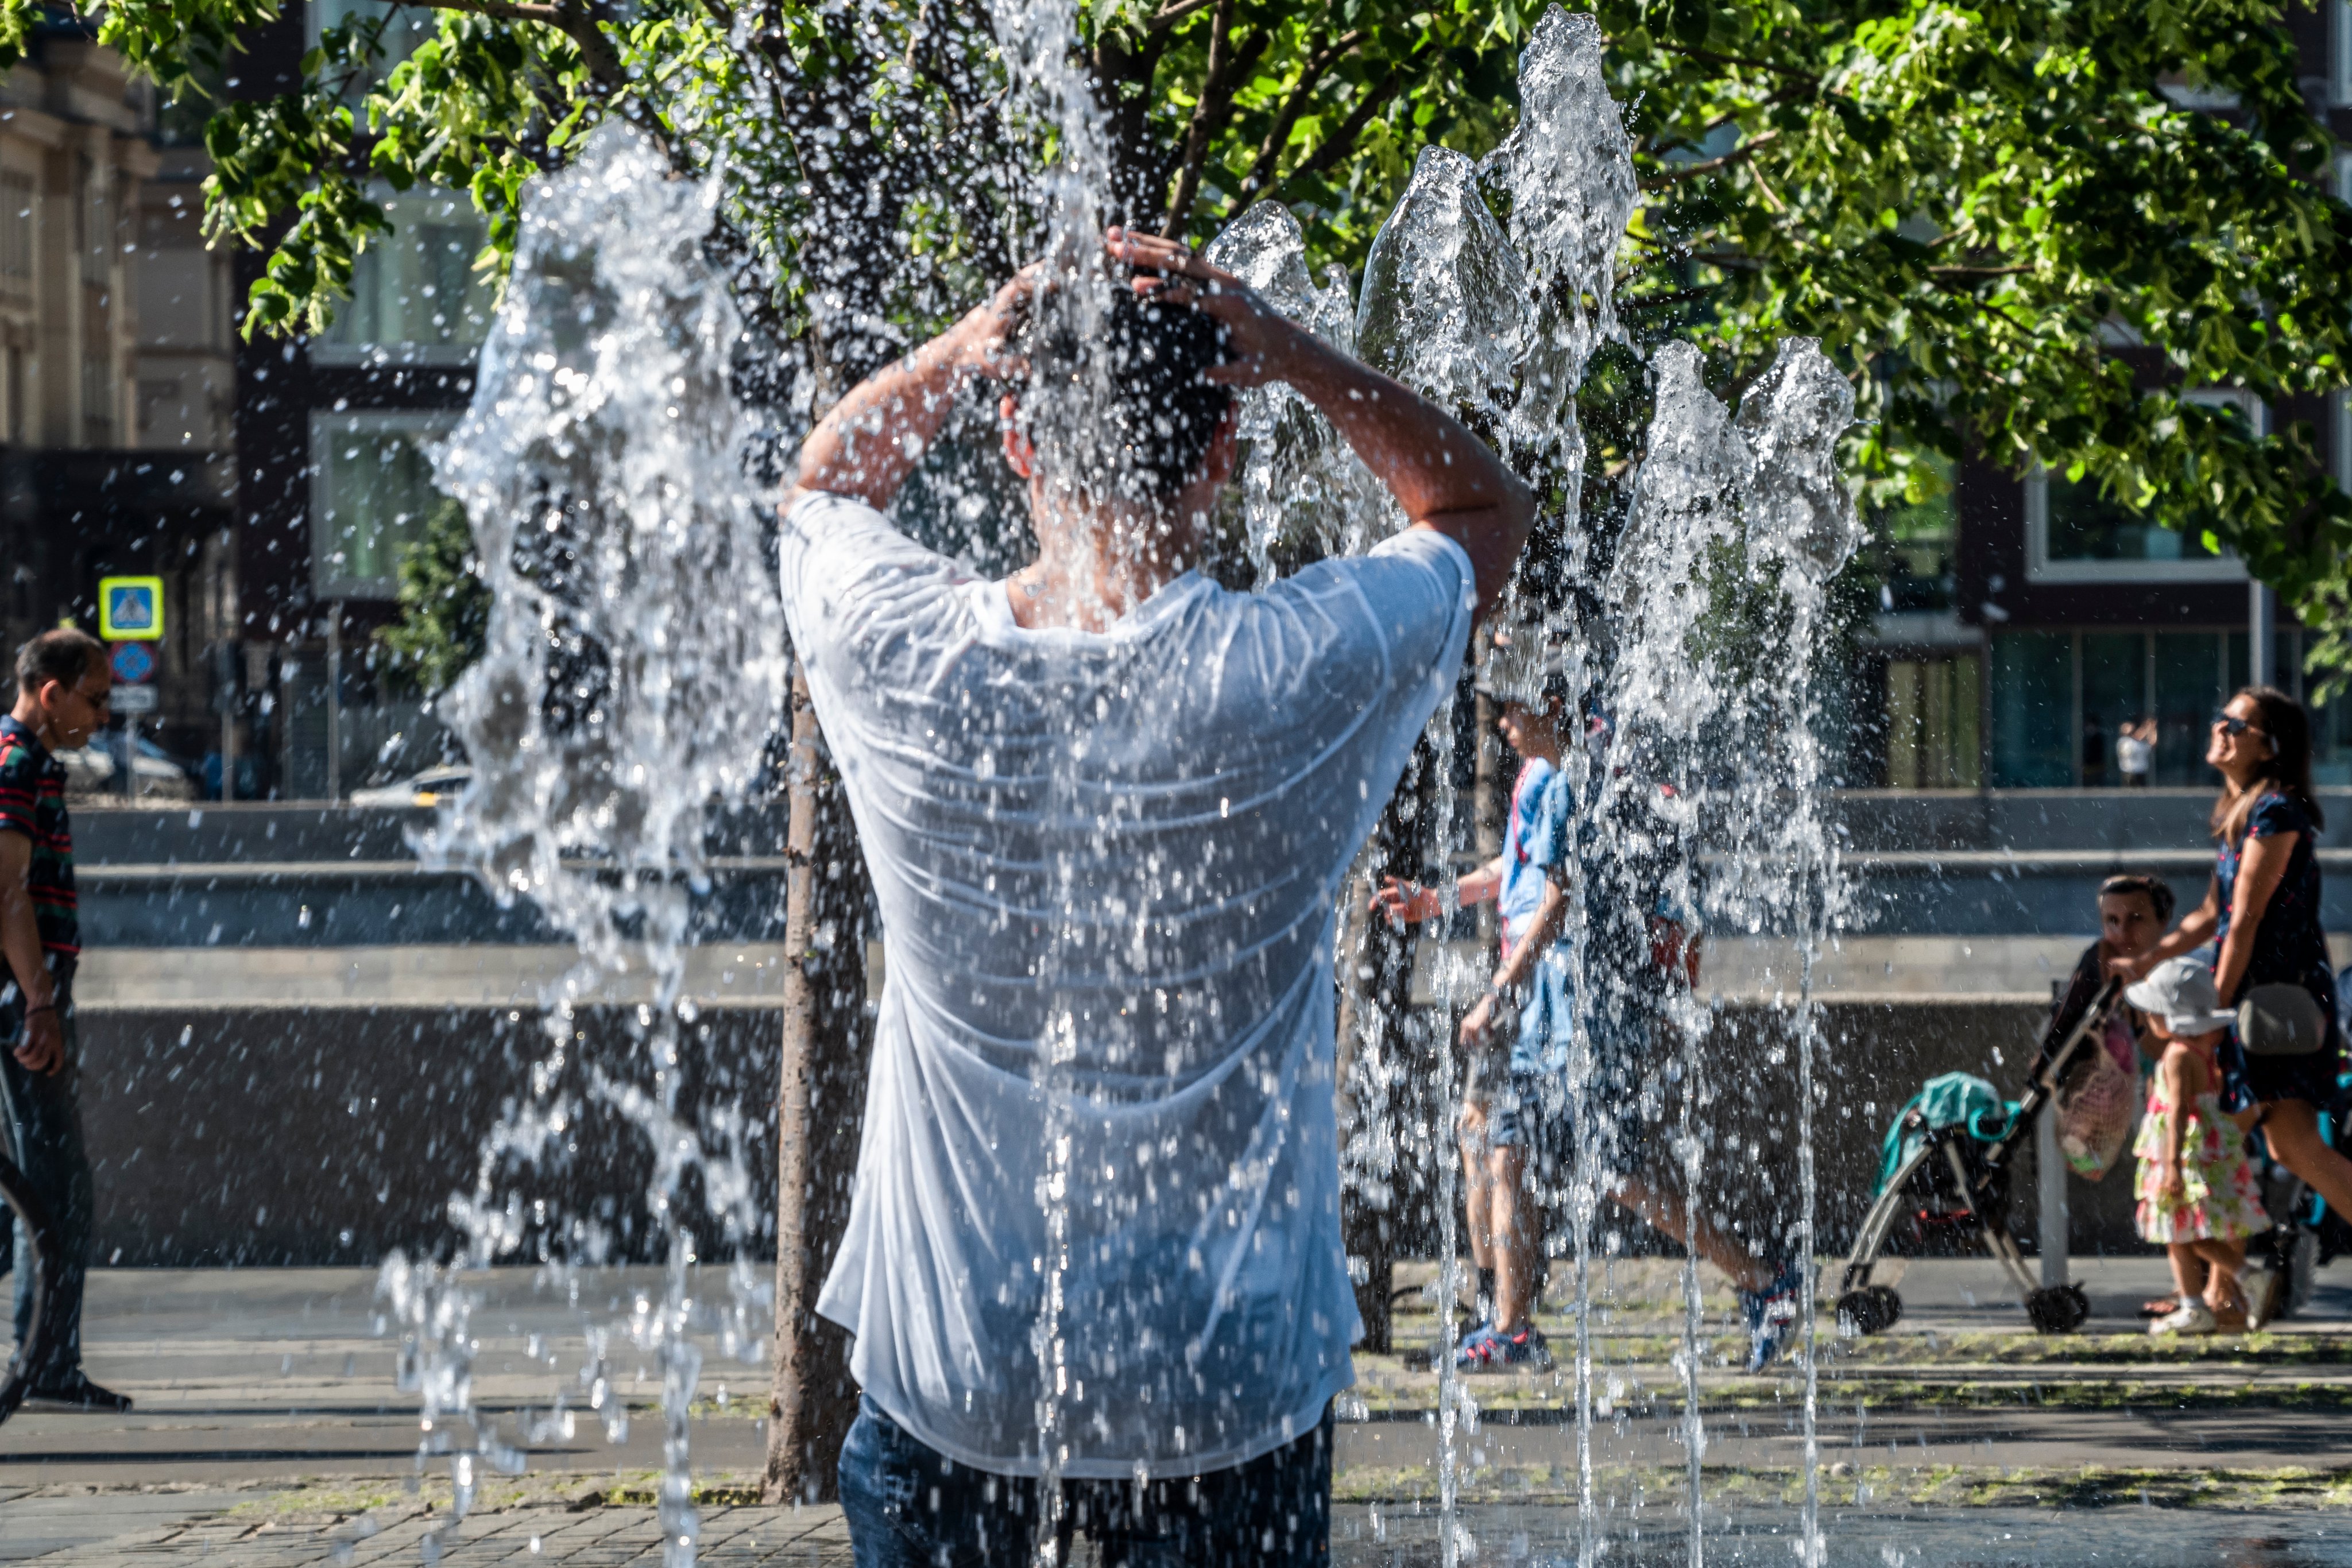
[10,1260,2352,1563]
[37,1504,854,1567]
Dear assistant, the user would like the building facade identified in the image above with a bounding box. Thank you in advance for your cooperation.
[0,27,241,793]
[1854,3,2352,793]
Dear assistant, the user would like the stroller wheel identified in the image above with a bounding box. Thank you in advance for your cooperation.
[1836,1284,1902,1337]
[2024,1283,2090,1334]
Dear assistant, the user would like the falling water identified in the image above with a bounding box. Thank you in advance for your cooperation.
[392,126,784,1567]
[380,5,1864,1561]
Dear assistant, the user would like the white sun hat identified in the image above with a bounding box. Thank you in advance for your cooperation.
[2123,958,2237,1036]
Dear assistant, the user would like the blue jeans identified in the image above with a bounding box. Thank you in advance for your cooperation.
[838,1395,1332,1568]
[2,979,90,1383]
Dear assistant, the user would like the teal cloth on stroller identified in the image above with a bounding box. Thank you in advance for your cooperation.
[1873,1072,2021,1197]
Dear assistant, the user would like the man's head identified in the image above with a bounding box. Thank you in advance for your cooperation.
[999,285,1237,523]
[2097,874,2173,961]
[14,627,110,750]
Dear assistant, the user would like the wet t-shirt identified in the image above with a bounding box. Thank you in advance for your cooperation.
[780,491,1475,1479]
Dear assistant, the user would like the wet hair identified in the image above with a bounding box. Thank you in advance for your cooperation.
[2098,873,2175,928]
[1012,284,1233,507]
[2210,684,2324,844]
[15,627,103,696]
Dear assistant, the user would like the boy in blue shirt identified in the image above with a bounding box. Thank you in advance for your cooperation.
[1377,663,1805,1373]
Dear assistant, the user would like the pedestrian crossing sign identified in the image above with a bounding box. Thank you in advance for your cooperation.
[98,575,164,641]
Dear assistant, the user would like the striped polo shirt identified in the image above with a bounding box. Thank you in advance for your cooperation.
[0,714,76,976]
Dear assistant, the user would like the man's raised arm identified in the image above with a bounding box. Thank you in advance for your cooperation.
[1109,229,1534,618]
[786,267,1035,515]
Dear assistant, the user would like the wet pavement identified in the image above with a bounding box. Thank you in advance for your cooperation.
[5,1259,2351,1562]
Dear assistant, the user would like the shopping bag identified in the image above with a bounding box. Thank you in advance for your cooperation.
[2055,1013,2138,1180]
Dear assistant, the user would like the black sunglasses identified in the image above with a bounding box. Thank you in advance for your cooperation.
[2214,711,2259,737]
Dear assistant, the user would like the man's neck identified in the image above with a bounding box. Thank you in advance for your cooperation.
[1007,506,1206,633]
[5,698,49,752]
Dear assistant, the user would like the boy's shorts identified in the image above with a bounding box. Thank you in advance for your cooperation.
[1467,1012,1660,1183]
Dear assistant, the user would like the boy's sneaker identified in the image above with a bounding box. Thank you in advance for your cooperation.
[1738,1262,1806,1373]
[2239,1261,2282,1330]
[2148,1299,2218,1337]
[1455,1322,1549,1371]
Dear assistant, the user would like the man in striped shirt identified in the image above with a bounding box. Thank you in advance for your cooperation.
[2,626,129,1410]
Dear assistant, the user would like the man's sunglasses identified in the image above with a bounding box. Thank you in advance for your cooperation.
[64,682,110,710]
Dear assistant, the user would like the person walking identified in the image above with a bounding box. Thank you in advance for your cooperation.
[2112,686,2352,1328]
[1376,692,1806,1375]
[782,232,1533,1566]
[1,628,130,1410]
[1371,661,1573,1371]
[2124,958,2265,1335]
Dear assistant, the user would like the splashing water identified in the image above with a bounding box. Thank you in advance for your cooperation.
[398,125,783,1567]
[382,7,1866,1564]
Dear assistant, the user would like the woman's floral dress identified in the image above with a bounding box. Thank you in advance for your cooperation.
[2133,1057,2266,1244]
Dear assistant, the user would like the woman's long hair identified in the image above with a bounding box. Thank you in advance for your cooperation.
[2211,684,2325,845]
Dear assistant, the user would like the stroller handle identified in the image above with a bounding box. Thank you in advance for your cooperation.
[1984,973,2125,1172]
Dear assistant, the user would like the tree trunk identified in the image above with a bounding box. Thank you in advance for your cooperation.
[763,664,872,1504]
[1332,736,1442,1354]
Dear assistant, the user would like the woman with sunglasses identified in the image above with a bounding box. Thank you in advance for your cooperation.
[2111,686,2352,1326]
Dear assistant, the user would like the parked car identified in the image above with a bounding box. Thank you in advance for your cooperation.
[348,764,471,809]
[59,733,200,801]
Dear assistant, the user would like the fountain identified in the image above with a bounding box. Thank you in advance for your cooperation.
[384,6,1863,1563]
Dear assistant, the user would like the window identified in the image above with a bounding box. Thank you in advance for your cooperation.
[313,188,495,366]
[1990,629,2241,788]
[1990,633,2072,787]
[1875,450,1956,612]
[1883,655,1980,788]
[80,353,111,444]
[309,411,457,598]
[2338,3,2352,109]
[2024,392,2256,583]
[0,172,32,287]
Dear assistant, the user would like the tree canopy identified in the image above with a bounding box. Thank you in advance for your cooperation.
[25,0,2352,682]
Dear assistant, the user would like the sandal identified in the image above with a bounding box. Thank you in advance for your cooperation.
[2138,1296,2180,1319]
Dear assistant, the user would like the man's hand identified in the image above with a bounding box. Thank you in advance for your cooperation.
[1105,229,1534,618]
[1105,229,1299,390]
[13,1004,60,1075]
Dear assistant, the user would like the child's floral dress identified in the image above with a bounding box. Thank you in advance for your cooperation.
[2133,1051,2266,1244]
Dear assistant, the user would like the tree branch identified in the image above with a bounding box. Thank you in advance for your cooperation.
[1145,0,1215,34]
[1160,0,1255,237]
[1653,41,1820,87]
[1283,67,1401,188]
[1928,263,2032,278]
[1223,29,1367,219]
[396,0,567,25]
[1638,129,1778,189]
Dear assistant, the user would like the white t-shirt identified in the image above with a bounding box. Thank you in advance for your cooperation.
[780,491,1474,1480]
[2116,733,2152,777]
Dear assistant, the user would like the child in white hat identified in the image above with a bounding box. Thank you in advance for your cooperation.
[2125,958,2268,1334]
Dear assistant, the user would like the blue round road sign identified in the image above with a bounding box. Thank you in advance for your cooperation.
[111,642,154,684]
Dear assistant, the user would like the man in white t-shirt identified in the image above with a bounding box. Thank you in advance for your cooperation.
[780,229,1532,1566]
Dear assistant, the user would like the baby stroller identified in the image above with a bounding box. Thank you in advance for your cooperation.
[1835,975,2129,1337]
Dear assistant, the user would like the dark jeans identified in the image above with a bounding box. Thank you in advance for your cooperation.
[1,980,91,1382]
[838,1395,1332,1568]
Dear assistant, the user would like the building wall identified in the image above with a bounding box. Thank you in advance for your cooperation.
[0,30,243,792]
